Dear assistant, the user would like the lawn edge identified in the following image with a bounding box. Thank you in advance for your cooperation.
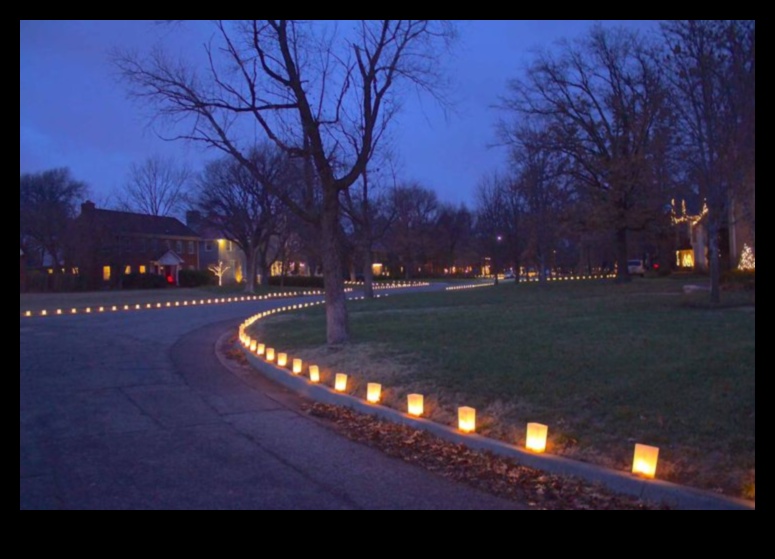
[241,343,754,511]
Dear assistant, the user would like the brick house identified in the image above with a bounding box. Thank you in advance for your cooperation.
[71,201,201,288]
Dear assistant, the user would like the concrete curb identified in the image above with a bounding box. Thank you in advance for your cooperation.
[242,346,754,510]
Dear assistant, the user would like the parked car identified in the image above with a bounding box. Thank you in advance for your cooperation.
[627,259,646,277]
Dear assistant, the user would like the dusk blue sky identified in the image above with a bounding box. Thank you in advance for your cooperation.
[20,20,658,207]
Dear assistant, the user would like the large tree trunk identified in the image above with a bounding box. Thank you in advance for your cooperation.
[363,247,374,299]
[615,226,631,283]
[538,253,547,283]
[708,214,721,304]
[321,189,349,345]
[245,246,257,293]
[257,260,269,286]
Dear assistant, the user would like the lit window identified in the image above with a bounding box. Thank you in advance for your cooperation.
[125,265,132,275]
[103,266,111,282]
[676,250,694,268]
[139,265,147,274]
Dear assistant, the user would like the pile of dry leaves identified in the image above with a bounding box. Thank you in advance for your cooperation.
[306,402,668,510]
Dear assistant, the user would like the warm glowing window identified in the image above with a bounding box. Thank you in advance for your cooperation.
[139,265,147,274]
[372,263,383,276]
[125,265,132,274]
[103,266,111,281]
[676,250,694,268]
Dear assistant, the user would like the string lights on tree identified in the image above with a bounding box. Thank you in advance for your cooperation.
[737,244,755,271]
[670,199,708,226]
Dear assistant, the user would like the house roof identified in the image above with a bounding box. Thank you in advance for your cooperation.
[77,202,200,238]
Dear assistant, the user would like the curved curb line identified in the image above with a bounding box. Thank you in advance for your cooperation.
[241,346,753,510]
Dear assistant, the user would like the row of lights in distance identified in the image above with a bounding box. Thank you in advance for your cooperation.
[343,281,430,289]
[445,283,495,291]
[521,274,617,282]
[21,281,437,318]
[21,289,358,318]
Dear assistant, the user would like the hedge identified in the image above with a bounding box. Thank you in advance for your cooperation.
[121,273,168,290]
[179,269,216,287]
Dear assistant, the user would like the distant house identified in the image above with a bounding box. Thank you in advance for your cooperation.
[71,201,201,288]
[186,210,313,285]
[186,210,245,284]
[671,191,755,272]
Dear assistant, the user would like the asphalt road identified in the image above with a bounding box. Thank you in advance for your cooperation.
[20,292,524,510]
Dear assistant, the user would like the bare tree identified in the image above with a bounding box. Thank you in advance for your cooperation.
[342,164,398,298]
[388,183,439,279]
[20,167,88,269]
[115,20,454,345]
[119,155,191,217]
[502,25,673,282]
[434,203,474,275]
[662,20,755,302]
[509,125,572,282]
[196,145,287,293]
[475,172,524,284]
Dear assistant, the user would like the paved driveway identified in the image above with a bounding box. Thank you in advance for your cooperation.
[20,294,523,509]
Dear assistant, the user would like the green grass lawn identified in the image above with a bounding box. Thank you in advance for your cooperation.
[248,277,755,498]
[19,284,316,314]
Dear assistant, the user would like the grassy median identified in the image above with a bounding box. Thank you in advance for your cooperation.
[249,277,755,498]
